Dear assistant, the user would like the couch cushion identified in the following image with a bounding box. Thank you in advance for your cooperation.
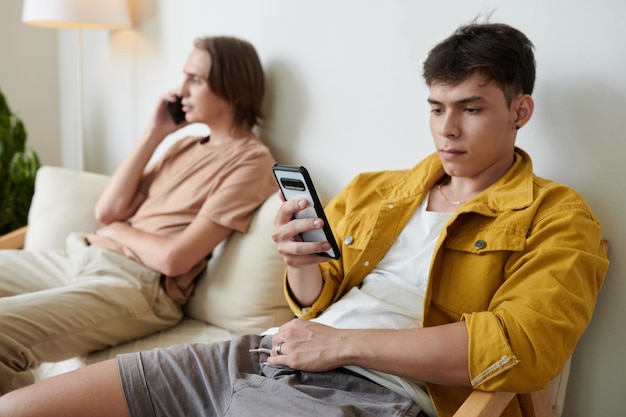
[25,166,109,251]
[185,194,294,335]
[86,318,237,363]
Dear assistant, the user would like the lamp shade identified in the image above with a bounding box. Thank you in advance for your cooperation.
[22,0,132,30]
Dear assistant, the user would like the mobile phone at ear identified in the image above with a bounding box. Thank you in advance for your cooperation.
[167,96,186,124]
[272,164,341,260]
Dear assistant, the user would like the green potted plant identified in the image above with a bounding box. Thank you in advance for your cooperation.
[0,86,40,235]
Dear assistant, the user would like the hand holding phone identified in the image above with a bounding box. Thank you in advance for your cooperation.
[273,164,341,260]
[166,96,186,124]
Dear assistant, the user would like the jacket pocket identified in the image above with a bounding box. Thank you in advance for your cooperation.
[432,226,526,315]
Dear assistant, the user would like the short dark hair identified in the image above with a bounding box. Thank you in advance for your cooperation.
[423,22,536,104]
[194,36,265,131]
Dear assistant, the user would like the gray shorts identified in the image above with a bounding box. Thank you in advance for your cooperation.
[117,334,424,417]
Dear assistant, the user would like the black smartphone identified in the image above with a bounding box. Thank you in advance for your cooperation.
[166,96,186,124]
[272,164,341,260]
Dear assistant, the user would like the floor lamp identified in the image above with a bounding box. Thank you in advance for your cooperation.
[22,0,132,171]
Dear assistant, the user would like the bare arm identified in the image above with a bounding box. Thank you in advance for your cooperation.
[350,322,469,386]
[94,93,186,224]
[95,215,232,277]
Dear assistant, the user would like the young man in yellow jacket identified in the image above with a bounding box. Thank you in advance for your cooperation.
[0,22,609,417]
[268,23,608,416]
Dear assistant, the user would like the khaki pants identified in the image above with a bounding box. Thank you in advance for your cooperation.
[0,233,183,395]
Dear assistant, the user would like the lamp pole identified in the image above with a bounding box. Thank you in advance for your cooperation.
[76,27,84,170]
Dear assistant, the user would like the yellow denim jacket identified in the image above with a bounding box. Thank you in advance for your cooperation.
[284,148,609,417]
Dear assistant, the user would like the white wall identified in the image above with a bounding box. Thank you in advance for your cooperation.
[5,0,626,415]
[0,0,61,167]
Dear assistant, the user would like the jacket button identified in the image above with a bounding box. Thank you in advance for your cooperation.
[364,261,370,267]
[344,235,354,245]
[474,240,486,249]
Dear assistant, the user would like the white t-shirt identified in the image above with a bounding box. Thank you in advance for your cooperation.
[311,195,450,416]
[311,194,450,331]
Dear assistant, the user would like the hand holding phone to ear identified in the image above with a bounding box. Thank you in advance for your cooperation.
[166,96,186,124]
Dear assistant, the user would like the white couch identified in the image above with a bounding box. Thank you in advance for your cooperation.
[21,166,294,379]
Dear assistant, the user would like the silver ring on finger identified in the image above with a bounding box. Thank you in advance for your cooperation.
[275,341,285,356]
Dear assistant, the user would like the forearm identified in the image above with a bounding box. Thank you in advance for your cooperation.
[96,217,233,277]
[345,322,470,386]
[286,265,324,307]
[97,222,174,274]
[94,130,164,224]
[270,319,470,387]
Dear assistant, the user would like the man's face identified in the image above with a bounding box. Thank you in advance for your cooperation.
[427,73,521,181]
[179,48,233,125]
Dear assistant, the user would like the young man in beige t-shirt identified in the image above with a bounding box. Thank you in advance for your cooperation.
[0,36,277,395]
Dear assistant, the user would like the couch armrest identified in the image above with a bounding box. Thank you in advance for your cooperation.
[0,226,27,249]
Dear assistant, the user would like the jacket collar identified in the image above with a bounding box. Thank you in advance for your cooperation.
[374,147,535,213]
[483,147,535,212]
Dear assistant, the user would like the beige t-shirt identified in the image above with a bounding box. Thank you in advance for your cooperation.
[87,135,278,305]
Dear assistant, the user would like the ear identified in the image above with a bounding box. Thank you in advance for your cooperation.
[513,94,534,129]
